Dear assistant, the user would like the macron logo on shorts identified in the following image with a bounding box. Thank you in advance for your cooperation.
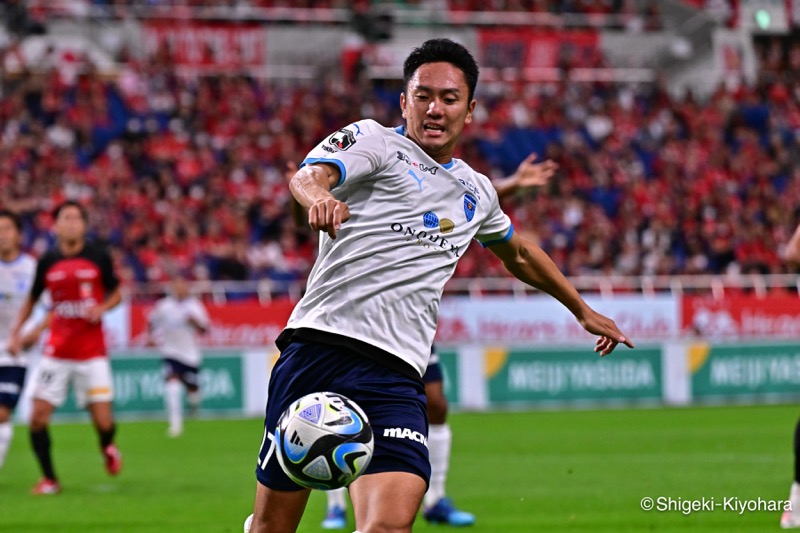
[0,382,21,394]
[383,427,428,446]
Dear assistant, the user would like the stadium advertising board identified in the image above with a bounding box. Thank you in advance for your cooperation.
[437,295,678,345]
[438,349,459,405]
[690,341,800,399]
[57,351,244,416]
[130,300,294,348]
[142,22,266,69]
[485,347,662,405]
[682,294,800,339]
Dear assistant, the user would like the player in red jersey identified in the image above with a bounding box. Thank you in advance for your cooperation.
[9,201,123,495]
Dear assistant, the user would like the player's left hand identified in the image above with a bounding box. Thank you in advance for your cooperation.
[577,308,635,356]
[511,153,559,189]
[86,305,104,324]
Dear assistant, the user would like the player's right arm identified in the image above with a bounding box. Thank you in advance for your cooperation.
[288,163,350,240]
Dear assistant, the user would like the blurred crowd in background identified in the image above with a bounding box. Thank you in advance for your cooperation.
[0,9,798,288]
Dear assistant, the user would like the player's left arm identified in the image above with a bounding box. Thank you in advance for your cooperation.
[187,300,210,334]
[488,232,634,356]
[86,249,122,324]
[493,153,559,199]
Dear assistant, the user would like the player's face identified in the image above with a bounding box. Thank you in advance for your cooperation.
[400,62,476,164]
[0,217,21,257]
[54,206,87,243]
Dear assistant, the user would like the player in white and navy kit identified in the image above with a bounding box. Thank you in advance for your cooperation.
[249,39,634,533]
[320,154,559,529]
[0,210,43,468]
[148,275,210,437]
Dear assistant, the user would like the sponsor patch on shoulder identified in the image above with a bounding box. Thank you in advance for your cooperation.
[328,128,356,151]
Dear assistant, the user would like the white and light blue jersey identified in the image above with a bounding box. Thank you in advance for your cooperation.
[0,253,37,367]
[148,295,210,368]
[288,119,513,376]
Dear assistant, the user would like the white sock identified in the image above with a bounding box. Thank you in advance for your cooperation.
[165,380,183,430]
[0,422,12,467]
[327,487,347,510]
[187,390,201,410]
[424,423,451,509]
[790,481,800,503]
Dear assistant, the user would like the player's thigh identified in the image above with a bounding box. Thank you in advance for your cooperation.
[163,358,199,390]
[74,357,114,408]
[32,357,72,408]
[0,365,27,418]
[349,471,427,533]
[335,364,430,485]
[256,342,343,491]
[423,362,447,424]
[250,482,311,533]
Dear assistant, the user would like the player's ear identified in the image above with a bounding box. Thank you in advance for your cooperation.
[465,98,476,125]
[400,92,407,118]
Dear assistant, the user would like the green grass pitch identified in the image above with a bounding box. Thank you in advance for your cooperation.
[0,404,795,532]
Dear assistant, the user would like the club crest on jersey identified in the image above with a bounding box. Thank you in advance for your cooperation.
[423,211,439,228]
[328,129,356,151]
[463,194,477,222]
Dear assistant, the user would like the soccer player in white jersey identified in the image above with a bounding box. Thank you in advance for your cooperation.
[247,39,633,533]
[320,154,559,529]
[0,210,44,468]
[148,275,210,437]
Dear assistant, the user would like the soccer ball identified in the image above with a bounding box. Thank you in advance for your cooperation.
[275,391,374,490]
[243,513,253,533]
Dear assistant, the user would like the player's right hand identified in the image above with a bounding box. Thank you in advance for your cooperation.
[308,198,350,240]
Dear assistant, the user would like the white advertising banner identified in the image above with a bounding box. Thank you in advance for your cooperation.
[436,295,679,345]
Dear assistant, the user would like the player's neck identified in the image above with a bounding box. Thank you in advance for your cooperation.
[0,248,20,263]
[58,238,85,257]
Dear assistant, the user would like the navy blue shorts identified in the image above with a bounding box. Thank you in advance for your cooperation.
[422,361,443,384]
[255,341,430,491]
[163,358,199,388]
[0,366,27,410]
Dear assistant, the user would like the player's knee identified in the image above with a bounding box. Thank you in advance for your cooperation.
[29,411,49,431]
[0,408,11,423]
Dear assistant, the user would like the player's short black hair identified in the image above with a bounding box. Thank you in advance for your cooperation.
[53,200,88,222]
[0,209,22,231]
[403,38,479,101]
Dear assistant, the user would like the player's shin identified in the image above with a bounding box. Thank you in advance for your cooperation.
[424,423,451,508]
[30,427,57,481]
[187,389,201,416]
[165,379,183,435]
[0,421,12,467]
